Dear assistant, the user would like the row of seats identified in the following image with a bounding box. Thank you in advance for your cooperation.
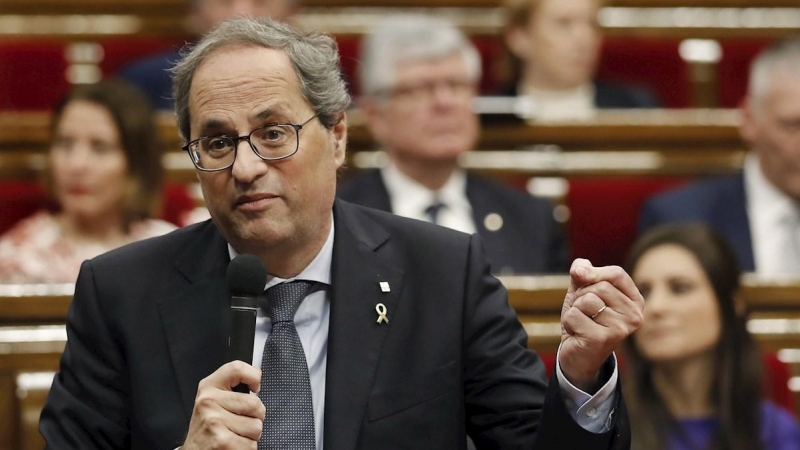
[0,35,771,110]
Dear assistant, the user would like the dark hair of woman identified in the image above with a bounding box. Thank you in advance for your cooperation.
[623,223,763,450]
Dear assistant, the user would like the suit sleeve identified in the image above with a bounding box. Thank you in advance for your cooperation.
[637,198,663,235]
[39,260,131,449]
[461,234,628,449]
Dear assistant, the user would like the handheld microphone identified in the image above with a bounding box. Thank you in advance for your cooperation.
[226,254,267,393]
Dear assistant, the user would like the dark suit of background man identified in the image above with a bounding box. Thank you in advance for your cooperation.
[640,37,800,275]
[339,16,567,275]
[119,0,300,110]
[40,17,644,449]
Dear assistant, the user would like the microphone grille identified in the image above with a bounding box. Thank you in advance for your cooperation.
[226,254,267,296]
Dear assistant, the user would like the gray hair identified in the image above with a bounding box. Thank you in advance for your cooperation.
[748,36,800,102]
[358,15,482,98]
[171,17,350,142]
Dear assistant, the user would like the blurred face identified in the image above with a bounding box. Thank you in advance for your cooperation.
[631,244,722,364]
[741,71,800,199]
[365,53,479,164]
[50,100,129,222]
[189,45,346,255]
[193,0,295,33]
[509,0,602,89]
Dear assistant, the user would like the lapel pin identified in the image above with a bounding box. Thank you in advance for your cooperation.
[484,213,504,232]
[375,303,389,324]
[379,281,391,293]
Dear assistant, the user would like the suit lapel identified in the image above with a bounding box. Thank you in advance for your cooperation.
[717,174,755,271]
[324,201,404,450]
[357,170,393,212]
[467,176,508,257]
[157,221,231,420]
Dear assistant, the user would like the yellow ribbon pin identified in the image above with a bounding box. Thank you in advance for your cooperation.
[375,303,389,324]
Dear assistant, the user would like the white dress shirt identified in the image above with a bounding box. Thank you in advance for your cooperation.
[224,215,617,449]
[745,153,800,274]
[230,223,334,450]
[519,83,597,123]
[381,163,476,234]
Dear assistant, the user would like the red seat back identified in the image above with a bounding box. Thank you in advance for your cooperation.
[598,38,689,108]
[0,41,69,110]
[566,177,688,267]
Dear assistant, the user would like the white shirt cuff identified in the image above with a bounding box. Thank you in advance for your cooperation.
[554,344,618,433]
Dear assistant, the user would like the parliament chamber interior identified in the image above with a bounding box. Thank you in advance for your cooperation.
[1,0,800,448]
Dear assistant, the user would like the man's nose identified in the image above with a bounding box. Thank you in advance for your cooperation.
[230,139,269,182]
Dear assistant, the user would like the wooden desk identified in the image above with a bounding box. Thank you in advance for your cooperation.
[1,3,798,40]
[1,273,800,445]
[1,108,745,151]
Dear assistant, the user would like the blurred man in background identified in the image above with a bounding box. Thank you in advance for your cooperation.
[640,37,800,275]
[119,0,299,109]
[338,16,567,275]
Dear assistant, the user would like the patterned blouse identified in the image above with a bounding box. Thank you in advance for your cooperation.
[0,211,177,284]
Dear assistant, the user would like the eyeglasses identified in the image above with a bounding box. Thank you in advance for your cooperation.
[182,115,318,172]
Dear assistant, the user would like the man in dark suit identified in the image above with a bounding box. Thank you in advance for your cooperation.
[501,0,659,122]
[339,16,567,275]
[40,17,644,449]
[118,0,299,110]
[640,37,800,274]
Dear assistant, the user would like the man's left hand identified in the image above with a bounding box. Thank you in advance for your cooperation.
[559,258,644,392]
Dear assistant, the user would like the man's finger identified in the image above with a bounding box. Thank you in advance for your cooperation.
[583,265,644,308]
[568,258,595,293]
[200,361,262,394]
[211,390,266,420]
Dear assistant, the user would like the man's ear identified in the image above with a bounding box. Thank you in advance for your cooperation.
[360,97,389,143]
[331,112,348,169]
[739,96,759,146]
[504,25,532,61]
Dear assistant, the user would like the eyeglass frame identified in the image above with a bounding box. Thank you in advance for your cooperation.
[181,114,318,172]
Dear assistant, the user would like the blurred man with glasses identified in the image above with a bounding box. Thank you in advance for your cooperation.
[41,17,643,450]
[339,16,567,275]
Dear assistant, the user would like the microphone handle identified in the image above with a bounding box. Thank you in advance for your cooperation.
[230,295,258,393]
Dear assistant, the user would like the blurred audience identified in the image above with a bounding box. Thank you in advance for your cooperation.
[119,0,299,109]
[624,223,800,450]
[640,37,800,274]
[338,16,567,275]
[0,80,176,283]
[502,0,659,121]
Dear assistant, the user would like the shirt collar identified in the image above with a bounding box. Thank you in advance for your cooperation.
[745,152,800,223]
[381,162,469,216]
[227,215,334,290]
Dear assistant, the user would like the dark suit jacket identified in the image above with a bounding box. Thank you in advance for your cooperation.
[481,81,660,125]
[638,174,754,271]
[118,49,181,110]
[337,170,568,274]
[495,81,660,109]
[40,201,627,449]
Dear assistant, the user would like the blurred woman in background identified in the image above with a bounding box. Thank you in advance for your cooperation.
[0,79,176,283]
[624,223,800,450]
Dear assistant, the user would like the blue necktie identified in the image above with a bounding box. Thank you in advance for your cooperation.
[259,281,316,449]
[425,201,446,224]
